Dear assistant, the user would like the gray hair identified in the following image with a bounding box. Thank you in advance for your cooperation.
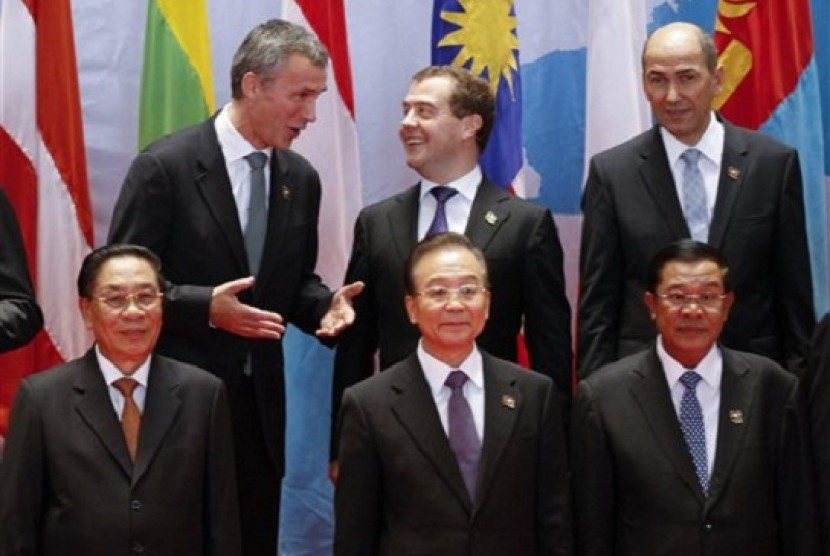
[230,19,329,99]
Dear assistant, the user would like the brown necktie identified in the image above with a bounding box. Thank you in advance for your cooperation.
[113,377,141,460]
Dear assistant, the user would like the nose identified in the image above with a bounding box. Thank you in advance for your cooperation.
[303,98,317,122]
[401,108,418,127]
[666,80,681,102]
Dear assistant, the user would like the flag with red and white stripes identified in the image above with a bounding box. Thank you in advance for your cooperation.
[0,0,93,434]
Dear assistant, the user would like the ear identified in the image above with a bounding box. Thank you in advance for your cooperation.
[404,295,418,325]
[721,291,735,320]
[240,71,260,99]
[78,298,95,331]
[461,113,482,141]
[643,291,657,320]
[712,64,725,96]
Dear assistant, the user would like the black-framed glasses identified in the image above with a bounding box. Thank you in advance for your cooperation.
[658,292,727,310]
[96,291,163,312]
[416,284,487,305]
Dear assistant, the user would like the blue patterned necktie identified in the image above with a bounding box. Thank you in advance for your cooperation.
[680,148,709,242]
[244,152,268,276]
[445,370,480,501]
[426,186,459,237]
[679,370,709,494]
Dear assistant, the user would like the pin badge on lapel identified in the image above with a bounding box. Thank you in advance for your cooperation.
[485,211,498,226]
[501,395,516,409]
[728,409,744,424]
[727,167,740,180]
[280,184,292,201]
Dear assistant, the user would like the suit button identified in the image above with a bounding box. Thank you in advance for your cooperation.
[131,500,142,511]
[132,541,145,553]
[703,523,713,532]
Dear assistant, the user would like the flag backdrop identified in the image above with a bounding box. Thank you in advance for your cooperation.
[1,0,828,553]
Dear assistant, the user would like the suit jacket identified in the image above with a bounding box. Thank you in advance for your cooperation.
[0,349,240,556]
[108,117,332,474]
[0,186,42,352]
[805,312,830,555]
[578,118,814,378]
[571,346,819,556]
[334,350,573,556]
[332,179,572,454]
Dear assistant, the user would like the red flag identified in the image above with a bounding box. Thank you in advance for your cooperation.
[0,0,93,434]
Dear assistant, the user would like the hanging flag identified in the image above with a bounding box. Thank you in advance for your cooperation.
[0,0,94,434]
[138,0,215,149]
[431,0,524,193]
[280,1,363,553]
[714,0,829,314]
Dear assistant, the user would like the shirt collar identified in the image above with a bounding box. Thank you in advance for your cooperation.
[419,165,482,203]
[215,104,271,164]
[417,340,484,397]
[661,111,724,168]
[656,334,722,390]
[95,344,151,388]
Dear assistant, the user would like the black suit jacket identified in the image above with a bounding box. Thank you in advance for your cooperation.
[805,312,830,555]
[571,346,819,556]
[578,119,814,378]
[332,179,572,453]
[108,117,332,473]
[0,186,42,352]
[0,350,240,555]
[334,351,573,556]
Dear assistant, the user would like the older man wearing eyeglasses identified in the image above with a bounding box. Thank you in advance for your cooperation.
[0,244,241,556]
[334,232,573,556]
[571,239,819,556]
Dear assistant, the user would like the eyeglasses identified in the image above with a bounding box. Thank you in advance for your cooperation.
[416,284,487,305]
[658,292,727,309]
[96,291,163,312]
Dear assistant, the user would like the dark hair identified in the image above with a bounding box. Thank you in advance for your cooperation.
[411,65,495,152]
[230,19,329,100]
[403,232,488,294]
[77,244,164,298]
[642,22,718,73]
[646,239,731,293]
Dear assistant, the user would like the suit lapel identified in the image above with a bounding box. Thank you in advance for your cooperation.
[638,127,690,239]
[465,180,511,251]
[73,350,134,478]
[631,349,705,502]
[132,356,181,486]
[194,120,249,274]
[387,185,420,264]
[706,349,754,509]
[708,121,748,248]
[389,355,473,511]
[474,355,520,513]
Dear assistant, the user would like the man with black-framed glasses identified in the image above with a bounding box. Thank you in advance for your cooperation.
[0,244,241,556]
[571,239,819,556]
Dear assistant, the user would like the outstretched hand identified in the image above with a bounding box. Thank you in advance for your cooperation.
[316,281,364,338]
[209,276,285,339]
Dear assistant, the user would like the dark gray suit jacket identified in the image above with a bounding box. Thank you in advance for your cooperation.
[332,179,572,455]
[108,117,332,474]
[334,350,573,556]
[578,119,814,378]
[0,186,42,352]
[571,346,819,556]
[0,350,240,556]
[804,312,830,555]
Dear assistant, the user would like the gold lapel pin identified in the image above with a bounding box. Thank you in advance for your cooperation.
[280,184,292,201]
[729,409,744,424]
[501,395,516,409]
[727,166,741,180]
[485,211,498,226]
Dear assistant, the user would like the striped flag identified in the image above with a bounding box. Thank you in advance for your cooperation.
[0,0,94,434]
[138,0,215,149]
[714,0,828,314]
[280,0,362,552]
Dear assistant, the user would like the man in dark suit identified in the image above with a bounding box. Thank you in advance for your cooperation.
[571,239,818,556]
[0,186,42,352]
[578,21,813,378]
[332,65,571,468]
[805,312,830,554]
[0,244,240,555]
[335,232,572,556]
[108,20,362,555]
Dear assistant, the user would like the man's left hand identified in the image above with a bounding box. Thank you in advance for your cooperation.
[316,281,364,337]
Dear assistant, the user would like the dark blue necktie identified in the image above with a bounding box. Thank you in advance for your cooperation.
[445,370,480,501]
[426,186,458,237]
[244,152,268,276]
[679,370,709,493]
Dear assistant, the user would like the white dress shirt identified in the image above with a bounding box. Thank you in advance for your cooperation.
[416,165,482,240]
[95,345,151,418]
